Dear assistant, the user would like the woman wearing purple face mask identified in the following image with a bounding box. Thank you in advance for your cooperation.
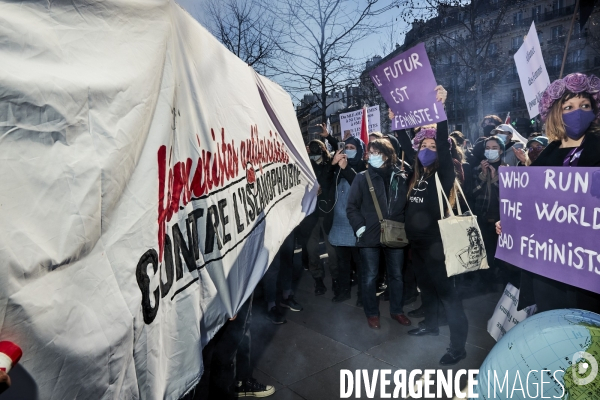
[502,73,600,315]
[395,86,469,366]
[534,73,600,167]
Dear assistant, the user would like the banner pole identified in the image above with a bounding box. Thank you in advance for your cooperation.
[559,0,580,79]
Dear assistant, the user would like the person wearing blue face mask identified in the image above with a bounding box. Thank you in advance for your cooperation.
[497,72,600,315]
[328,137,367,303]
[472,136,505,287]
[346,139,412,329]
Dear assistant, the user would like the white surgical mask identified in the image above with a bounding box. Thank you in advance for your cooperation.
[484,149,500,161]
[345,149,357,159]
[496,133,508,143]
[309,155,322,164]
[368,154,384,168]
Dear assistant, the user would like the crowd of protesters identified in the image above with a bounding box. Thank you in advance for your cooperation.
[188,72,600,399]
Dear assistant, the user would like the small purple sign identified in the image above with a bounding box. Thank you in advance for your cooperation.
[496,166,600,295]
[369,42,447,130]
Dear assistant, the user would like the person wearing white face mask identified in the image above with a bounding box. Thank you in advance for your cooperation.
[488,124,525,166]
[472,136,505,288]
[346,139,412,330]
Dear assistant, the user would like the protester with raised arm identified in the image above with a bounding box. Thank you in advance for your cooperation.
[402,86,469,366]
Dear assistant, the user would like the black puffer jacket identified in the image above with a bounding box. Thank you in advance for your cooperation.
[346,164,409,247]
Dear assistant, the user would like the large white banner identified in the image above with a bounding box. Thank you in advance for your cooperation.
[339,105,381,138]
[514,21,551,119]
[0,1,317,399]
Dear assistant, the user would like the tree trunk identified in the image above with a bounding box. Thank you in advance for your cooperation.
[475,66,484,140]
[321,65,327,123]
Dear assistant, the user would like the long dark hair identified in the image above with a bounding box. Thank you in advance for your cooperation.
[449,137,464,163]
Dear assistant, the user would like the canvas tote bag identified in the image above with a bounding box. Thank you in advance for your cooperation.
[435,173,489,277]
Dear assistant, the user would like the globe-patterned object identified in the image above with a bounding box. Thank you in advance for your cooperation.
[471,309,600,399]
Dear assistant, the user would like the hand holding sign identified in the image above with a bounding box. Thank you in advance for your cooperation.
[435,85,447,104]
[495,166,600,295]
[370,43,447,130]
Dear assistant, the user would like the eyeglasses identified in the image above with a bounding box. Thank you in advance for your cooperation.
[368,151,381,156]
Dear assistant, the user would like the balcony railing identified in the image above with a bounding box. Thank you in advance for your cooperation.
[547,36,566,46]
[547,60,590,76]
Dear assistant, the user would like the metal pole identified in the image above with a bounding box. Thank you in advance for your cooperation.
[559,0,580,79]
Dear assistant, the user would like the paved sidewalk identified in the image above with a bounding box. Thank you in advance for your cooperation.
[249,253,501,400]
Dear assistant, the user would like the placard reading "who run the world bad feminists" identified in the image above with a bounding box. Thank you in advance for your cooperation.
[496,166,600,295]
[369,42,447,130]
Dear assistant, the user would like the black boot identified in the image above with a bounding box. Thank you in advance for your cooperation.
[356,292,363,307]
[439,347,467,365]
[408,306,425,318]
[314,278,327,295]
[332,289,351,303]
[332,279,340,296]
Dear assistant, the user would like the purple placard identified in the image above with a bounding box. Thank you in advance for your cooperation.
[495,166,600,295]
[369,42,447,130]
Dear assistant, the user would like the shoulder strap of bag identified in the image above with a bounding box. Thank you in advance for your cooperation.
[365,170,384,222]
[453,179,475,216]
[401,151,405,172]
[435,172,455,219]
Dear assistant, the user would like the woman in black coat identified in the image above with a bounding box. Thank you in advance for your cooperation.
[303,136,339,296]
[395,86,469,366]
[498,73,600,314]
[346,139,411,330]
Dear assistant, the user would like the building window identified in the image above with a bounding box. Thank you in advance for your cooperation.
[513,11,523,24]
[450,53,458,64]
[553,0,565,9]
[552,25,564,39]
[569,49,583,63]
[512,36,523,50]
[537,30,544,43]
[532,5,542,20]
[490,0,498,4]
[458,12,465,22]
[487,43,498,56]
[512,89,522,107]
[551,54,561,67]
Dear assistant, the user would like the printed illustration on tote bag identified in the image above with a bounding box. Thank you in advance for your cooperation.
[456,226,486,270]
